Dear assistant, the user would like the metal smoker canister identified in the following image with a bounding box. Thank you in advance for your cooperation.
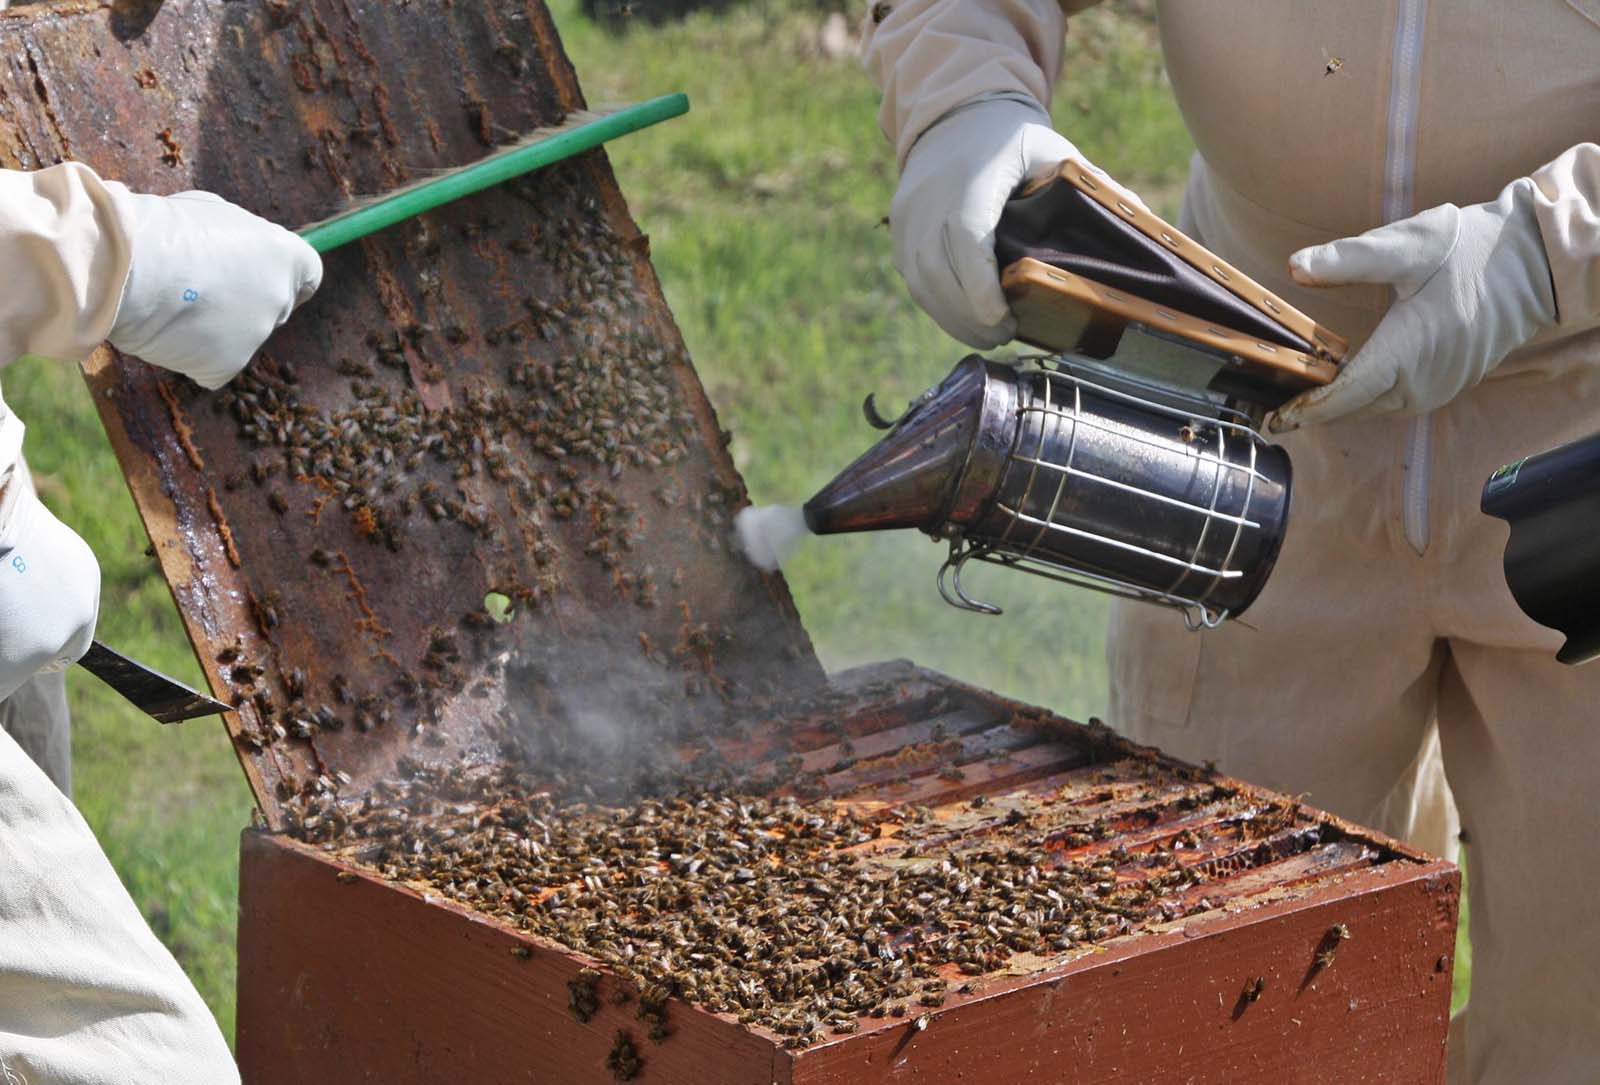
[804,355,1293,627]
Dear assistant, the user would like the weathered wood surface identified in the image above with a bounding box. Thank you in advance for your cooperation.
[0,0,819,826]
[791,865,1455,1084]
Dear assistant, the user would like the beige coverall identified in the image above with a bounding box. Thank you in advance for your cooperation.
[865,2,1600,1081]
[0,164,237,1082]
[0,0,70,797]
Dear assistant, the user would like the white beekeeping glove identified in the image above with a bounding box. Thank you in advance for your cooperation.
[109,190,323,389]
[0,477,99,703]
[891,97,1139,349]
[1268,177,1557,432]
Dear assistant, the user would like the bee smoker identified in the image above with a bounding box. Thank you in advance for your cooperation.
[1482,431,1600,664]
[806,157,1347,629]
[804,354,1292,627]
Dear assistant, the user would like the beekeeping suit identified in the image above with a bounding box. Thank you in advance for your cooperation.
[0,161,318,1083]
[864,3,1600,1081]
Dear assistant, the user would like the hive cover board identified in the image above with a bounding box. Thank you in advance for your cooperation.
[0,0,820,827]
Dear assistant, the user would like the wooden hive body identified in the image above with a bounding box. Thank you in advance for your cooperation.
[0,2,1456,1082]
[237,662,1458,1084]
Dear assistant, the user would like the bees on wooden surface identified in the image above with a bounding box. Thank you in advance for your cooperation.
[1314,923,1351,970]
[568,967,603,1023]
[190,177,1277,1047]
[606,1030,642,1081]
[279,748,1256,1048]
[251,590,281,634]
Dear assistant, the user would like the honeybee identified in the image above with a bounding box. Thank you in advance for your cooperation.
[1315,923,1351,969]
[1323,48,1344,77]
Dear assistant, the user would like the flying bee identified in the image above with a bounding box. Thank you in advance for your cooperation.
[1322,48,1344,76]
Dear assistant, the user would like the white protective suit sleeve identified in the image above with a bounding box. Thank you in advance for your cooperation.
[0,163,238,1079]
[0,163,134,478]
[1529,142,1600,334]
[866,1,1146,348]
[862,0,1088,170]
[0,162,132,369]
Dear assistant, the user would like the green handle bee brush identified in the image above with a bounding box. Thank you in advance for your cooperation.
[298,92,688,253]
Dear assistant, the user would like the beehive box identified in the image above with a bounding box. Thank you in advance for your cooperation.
[0,1,1457,1082]
[239,663,1458,1083]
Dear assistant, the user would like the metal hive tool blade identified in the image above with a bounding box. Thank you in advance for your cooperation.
[76,640,232,724]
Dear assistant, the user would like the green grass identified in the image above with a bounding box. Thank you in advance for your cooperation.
[2,0,1467,1045]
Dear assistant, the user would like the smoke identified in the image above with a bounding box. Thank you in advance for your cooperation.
[734,505,810,572]
[503,631,697,790]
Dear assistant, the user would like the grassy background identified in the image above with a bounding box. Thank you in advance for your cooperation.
[3,0,1467,1045]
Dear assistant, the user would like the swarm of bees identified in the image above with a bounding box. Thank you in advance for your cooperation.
[286,754,1287,1049]
[203,158,752,754]
[217,164,693,568]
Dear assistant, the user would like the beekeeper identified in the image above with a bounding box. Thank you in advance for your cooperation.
[864,3,1600,1081]
[0,161,319,1082]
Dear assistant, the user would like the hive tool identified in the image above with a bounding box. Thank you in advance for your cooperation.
[77,639,232,724]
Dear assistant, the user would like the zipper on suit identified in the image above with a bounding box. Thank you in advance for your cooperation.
[1386,0,1431,555]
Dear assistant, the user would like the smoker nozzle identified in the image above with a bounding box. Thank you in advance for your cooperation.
[803,356,996,538]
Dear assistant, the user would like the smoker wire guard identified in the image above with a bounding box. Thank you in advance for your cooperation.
[806,355,1293,629]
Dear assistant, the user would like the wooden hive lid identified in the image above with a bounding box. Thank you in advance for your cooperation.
[0,0,821,828]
